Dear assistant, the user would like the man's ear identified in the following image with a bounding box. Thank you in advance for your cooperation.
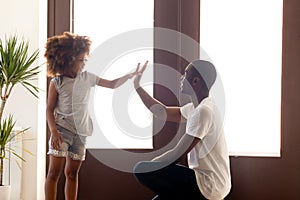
[192,77,200,86]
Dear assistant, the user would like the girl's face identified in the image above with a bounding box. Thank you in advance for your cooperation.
[73,53,88,74]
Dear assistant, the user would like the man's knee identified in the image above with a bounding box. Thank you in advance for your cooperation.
[133,162,149,185]
[134,161,167,174]
[133,161,148,174]
[133,161,163,183]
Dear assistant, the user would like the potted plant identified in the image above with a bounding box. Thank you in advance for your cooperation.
[0,35,40,200]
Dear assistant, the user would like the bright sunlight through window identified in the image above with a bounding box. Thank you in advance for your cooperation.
[200,0,282,156]
[73,0,153,149]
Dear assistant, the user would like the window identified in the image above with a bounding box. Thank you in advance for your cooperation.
[73,0,154,149]
[200,0,283,156]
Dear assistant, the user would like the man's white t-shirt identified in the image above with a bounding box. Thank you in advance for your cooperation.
[180,97,231,200]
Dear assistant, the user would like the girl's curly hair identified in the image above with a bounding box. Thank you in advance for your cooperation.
[44,32,92,77]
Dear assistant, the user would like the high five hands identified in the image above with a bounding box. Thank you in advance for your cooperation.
[134,61,148,89]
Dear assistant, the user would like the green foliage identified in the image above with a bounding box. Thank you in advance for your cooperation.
[0,115,29,161]
[0,35,40,100]
[0,35,40,186]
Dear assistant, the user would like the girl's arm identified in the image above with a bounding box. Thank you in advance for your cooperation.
[46,81,62,150]
[96,69,138,89]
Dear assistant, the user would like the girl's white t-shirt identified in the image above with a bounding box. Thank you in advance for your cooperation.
[180,97,231,200]
[52,71,98,136]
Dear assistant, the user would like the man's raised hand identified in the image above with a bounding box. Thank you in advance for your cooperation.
[134,61,148,89]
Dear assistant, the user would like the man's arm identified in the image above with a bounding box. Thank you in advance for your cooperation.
[134,61,185,123]
[152,134,200,164]
[135,87,183,122]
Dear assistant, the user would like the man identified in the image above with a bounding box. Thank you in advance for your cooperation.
[133,60,231,200]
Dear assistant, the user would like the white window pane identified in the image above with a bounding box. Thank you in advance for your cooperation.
[74,0,154,149]
[200,0,282,156]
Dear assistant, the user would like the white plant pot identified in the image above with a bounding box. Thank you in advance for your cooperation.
[0,185,11,200]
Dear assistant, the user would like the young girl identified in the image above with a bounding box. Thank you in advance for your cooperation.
[44,32,137,200]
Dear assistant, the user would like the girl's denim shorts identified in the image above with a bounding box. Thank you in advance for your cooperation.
[48,125,87,161]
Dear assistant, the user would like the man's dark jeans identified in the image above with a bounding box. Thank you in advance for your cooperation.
[134,161,207,200]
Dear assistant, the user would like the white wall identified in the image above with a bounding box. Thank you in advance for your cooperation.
[0,0,47,199]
